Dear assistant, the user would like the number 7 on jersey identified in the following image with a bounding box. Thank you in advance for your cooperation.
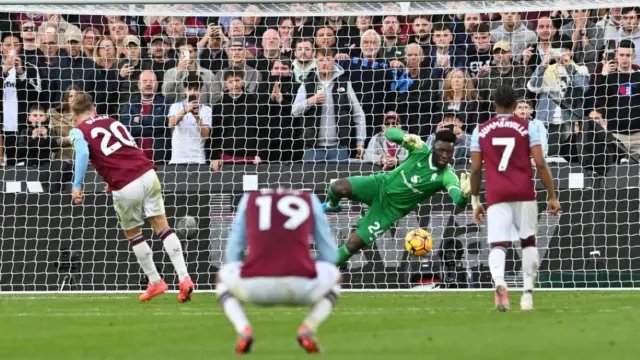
[492,137,515,172]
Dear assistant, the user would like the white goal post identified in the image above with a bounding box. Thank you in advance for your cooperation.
[0,0,638,293]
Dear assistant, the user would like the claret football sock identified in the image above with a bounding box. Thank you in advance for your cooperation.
[337,245,352,266]
[159,228,189,279]
[130,235,162,285]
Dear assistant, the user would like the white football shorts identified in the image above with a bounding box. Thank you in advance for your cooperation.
[487,201,538,243]
[217,261,341,306]
[112,170,166,230]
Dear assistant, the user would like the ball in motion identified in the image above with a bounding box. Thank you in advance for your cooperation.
[176,216,198,240]
[405,228,433,256]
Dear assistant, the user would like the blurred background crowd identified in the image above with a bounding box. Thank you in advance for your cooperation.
[0,6,638,177]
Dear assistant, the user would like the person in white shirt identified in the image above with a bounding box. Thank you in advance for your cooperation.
[167,73,212,164]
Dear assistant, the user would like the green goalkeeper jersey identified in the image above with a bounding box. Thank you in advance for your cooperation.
[374,128,468,211]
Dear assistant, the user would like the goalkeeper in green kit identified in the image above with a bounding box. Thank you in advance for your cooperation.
[322,128,472,266]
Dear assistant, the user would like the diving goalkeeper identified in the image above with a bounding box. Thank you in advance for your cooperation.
[323,128,471,266]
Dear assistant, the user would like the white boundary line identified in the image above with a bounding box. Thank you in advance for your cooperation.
[0,288,639,296]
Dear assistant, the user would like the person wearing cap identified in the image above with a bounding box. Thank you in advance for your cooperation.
[117,35,144,105]
[163,42,213,105]
[527,35,589,156]
[477,40,532,123]
[362,112,408,169]
[143,34,177,89]
[490,12,538,64]
[210,37,261,104]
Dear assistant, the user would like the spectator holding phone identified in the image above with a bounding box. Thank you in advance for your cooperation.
[362,112,408,170]
[592,39,640,155]
[426,112,470,164]
[198,23,228,72]
[167,73,212,165]
[162,43,213,104]
[117,35,143,106]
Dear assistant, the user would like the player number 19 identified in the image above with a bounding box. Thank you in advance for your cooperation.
[255,195,310,231]
[492,137,515,172]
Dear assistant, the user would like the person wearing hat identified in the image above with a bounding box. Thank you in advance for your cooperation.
[209,37,261,104]
[362,112,408,169]
[477,39,532,123]
[117,35,144,104]
[141,34,176,91]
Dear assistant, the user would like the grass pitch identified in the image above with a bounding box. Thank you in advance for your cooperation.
[0,291,638,359]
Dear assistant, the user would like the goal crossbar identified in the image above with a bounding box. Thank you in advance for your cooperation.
[0,0,635,17]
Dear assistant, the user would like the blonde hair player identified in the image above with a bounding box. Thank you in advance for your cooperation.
[69,93,194,303]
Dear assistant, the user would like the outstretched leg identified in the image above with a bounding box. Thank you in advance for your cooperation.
[337,232,366,266]
[149,215,194,303]
[323,179,353,212]
[124,227,168,302]
[520,236,538,311]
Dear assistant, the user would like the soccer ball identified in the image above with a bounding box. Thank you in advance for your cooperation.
[405,228,433,256]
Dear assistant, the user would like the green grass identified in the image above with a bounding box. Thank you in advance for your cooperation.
[0,291,638,359]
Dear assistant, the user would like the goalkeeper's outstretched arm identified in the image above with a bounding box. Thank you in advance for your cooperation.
[443,169,470,208]
[384,128,423,152]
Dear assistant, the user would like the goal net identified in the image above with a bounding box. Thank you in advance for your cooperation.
[0,0,638,292]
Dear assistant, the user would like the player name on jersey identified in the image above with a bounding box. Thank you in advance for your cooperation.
[477,117,529,139]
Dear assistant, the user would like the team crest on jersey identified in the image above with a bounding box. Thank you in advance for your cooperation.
[410,175,421,184]
[431,173,437,181]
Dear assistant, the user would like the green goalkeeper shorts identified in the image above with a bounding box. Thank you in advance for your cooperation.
[347,175,406,246]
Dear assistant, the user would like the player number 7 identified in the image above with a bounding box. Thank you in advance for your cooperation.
[492,137,515,172]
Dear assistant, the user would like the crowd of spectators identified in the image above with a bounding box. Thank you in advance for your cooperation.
[0,6,639,174]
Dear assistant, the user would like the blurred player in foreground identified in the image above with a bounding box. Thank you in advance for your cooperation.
[69,93,194,303]
[323,129,471,266]
[217,189,340,354]
[470,85,561,312]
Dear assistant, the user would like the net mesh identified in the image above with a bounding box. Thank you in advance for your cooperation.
[0,2,638,292]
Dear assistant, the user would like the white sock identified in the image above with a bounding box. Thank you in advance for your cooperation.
[218,285,250,334]
[489,247,507,287]
[304,285,340,332]
[162,231,189,280]
[521,246,539,292]
[131,240,162,285]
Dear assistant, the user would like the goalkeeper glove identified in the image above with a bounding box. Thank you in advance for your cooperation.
[403,133,423,148]
[460,172,471,197]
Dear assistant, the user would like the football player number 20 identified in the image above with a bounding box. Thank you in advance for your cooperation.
[492,137,515,172]
[255,195,310,231]
[90,122,137,156]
